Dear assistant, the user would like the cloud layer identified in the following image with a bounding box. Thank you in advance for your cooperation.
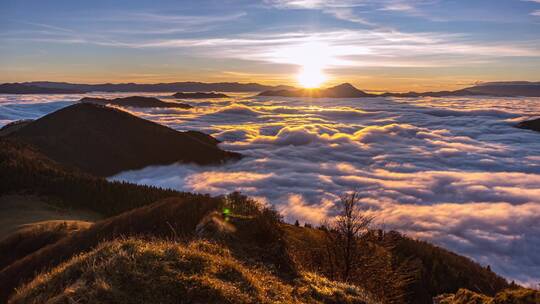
[2,93,540,286]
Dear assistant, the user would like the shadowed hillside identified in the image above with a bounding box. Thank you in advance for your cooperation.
[0,138,194,215]
[6,103,241,176]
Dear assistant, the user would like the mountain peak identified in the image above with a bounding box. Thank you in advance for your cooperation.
[323,83,372,97]
[258,82,373,98]
[331,83,357,89]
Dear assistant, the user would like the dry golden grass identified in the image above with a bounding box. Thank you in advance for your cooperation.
[0,220,91,270]
[0,195,100,239]
[435,288,540,304]
[9,238,376,304]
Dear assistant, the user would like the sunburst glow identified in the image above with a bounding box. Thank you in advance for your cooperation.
[297,65,327,88]
[293,42,331,88]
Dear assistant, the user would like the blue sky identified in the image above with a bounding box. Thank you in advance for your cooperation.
[1,0,540,90]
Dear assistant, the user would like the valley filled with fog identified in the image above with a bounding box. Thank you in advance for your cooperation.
[1,93,539,285]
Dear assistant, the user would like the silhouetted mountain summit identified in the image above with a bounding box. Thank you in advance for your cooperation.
[80,96,192,109]
[258,83,375,98]
[323,83,374,97]
[6,103,241,176]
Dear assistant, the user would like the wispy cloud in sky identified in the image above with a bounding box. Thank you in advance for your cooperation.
[9,25,537,70]
[525,0,540,16]
[265,0,431,23]
[1,0,539,87]
[104,11,247,24]
[380,2,415,12]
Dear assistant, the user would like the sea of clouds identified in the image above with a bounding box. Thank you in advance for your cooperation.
[1,92,539,285]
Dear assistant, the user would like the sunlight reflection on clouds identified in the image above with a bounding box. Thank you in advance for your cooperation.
[112,94,540,285]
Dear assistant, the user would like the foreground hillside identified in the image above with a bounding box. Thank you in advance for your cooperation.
[9,238,373,304]
[4,103,240,176]
[0,135,535,303]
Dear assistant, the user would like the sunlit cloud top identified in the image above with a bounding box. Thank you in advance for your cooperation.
[1,0,539,90]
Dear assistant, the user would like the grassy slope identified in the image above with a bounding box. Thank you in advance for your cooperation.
[435,288,540,304]
[0,195,99,239]
[0,196,222,301]
[9,238,374,304]
[0,220,91,271]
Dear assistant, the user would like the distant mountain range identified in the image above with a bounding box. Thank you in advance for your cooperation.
[0,83,85,94]
[0,81,294,94]
[259,81,540,98]
[2,80,540,97]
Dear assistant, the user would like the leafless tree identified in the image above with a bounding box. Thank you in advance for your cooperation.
[327,192,373,281]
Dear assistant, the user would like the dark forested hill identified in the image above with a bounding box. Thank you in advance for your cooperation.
[6,103,241,176]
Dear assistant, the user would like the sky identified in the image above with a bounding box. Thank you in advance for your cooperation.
[1,0,540,91]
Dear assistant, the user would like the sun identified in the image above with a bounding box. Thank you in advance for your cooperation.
[297,65,327,89]
[270,40,332,88]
